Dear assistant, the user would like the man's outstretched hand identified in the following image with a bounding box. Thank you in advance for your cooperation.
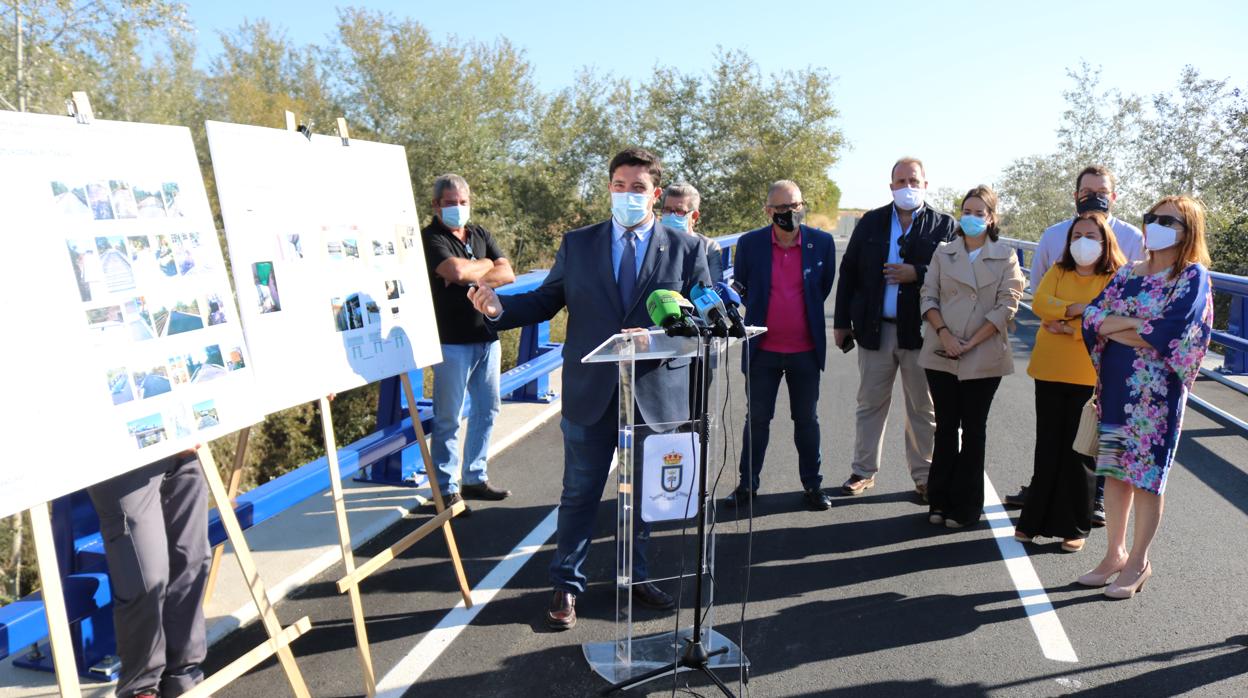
[467,285,502,318]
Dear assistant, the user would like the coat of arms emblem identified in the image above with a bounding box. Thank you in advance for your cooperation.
[661,450,684,493]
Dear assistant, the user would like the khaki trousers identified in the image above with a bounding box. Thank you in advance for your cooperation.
[850,322,935,484]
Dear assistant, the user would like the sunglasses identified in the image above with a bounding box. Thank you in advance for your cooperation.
[1143,212,1185,230]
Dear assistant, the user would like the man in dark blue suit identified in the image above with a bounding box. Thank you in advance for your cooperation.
[468,148,710,630]
[725,180,837,511]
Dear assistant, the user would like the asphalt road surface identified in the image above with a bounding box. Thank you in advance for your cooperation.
[206,277,1248,697]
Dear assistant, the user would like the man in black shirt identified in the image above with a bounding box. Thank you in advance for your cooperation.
[422,174,516,509]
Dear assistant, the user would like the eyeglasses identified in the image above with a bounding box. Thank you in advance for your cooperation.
[769,201,805,213]
[1143,212,1185,230]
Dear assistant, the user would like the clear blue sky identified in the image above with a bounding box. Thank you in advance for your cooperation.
[184,0,1247,210]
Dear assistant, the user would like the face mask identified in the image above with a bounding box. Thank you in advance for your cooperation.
[892,186,924,211]
[611,192,652,228]
[771,209,804,232]
[440,204,469,229]
[960,215,988,237]
[1144,222,1179,251]
[661,212,691,233]
[1076,193,1111,215]
[1069,236,1103,266]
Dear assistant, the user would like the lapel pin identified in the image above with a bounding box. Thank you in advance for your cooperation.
[806,243,813,248]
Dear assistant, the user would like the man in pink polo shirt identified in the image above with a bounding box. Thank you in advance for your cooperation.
[725,180,838,511]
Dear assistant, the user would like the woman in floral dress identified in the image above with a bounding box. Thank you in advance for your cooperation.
[1078,195,1213,599]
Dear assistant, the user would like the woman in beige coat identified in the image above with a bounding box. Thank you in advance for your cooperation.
[919,185,1025,528]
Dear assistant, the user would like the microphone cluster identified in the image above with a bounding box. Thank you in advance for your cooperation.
[646,283,747,338]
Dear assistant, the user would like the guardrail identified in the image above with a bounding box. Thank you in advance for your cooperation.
[0,231,742,679]
[1003,236,1248,431]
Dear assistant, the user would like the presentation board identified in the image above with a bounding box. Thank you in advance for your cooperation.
[205,121,440,417]
[0,111,258,519]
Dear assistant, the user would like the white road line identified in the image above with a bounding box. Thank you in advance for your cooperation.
[983,473,1079,663]
[375,450,618,696]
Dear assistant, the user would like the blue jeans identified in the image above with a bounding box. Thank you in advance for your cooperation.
[431,341,501,494]
[550,403,650,594]
[739,349,823,491]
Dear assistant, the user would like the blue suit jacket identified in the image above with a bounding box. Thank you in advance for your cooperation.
[733,224,837,372]
[494,219,711,426]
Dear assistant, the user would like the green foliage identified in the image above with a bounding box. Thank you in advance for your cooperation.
[996,62,1247,279]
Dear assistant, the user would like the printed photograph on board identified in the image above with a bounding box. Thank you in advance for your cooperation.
[166,298,204,335]
[206,293,227,326]
[66,238,100,302]
[132,364,172,400]
[106,366,134,405]
[252,261,281,312]
[86,181,114,220]
[277,233,304,260]
[155,235,178,277]
[168,404,194,438]
[385,279,403,300]
[127,413,166,449]
[186,344,227,383]
[50,181,92,219]
[166,354,192,387]
[133,183,167,217]
[226,346,246,371]
[161,182,184,216]
[193,399,220,430]
[95,236,136,293]
[122,296,157,341]
[109,180,138,219]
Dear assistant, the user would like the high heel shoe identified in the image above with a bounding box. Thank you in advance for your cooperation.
[1104,561,1151,599]
[1076,560,1126,587]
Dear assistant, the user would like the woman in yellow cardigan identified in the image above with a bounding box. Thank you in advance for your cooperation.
[1015,211,1124,551]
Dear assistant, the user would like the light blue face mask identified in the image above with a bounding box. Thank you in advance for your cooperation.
[441,204,470,229]
[661,211,691,233]
[960,214,988,237]
[611,192,652,228]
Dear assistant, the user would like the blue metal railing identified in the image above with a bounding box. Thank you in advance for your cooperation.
[0,232,742,678]
[1002,236,1248,377]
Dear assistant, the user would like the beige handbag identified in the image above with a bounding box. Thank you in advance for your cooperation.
[1073,394,1099,458]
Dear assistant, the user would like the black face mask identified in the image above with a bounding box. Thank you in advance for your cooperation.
[1076,193,1111,214]
[772,209,804,232]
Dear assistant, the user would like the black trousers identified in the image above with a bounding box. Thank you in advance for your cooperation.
[1017,380,1096,539]
[925,370,1001,526]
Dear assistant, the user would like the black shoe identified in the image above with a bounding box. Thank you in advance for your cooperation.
[1003,485,1029,508]
[632,582,675,611]
[722,486,757,508]
[461,482,511,501]
[442,492,472,516]
[1091,500,1106,528]
[803,488,832,511]
[546,590,576,630]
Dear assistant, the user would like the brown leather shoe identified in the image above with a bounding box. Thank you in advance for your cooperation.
[546,590,576,630]
[842,474,875,495]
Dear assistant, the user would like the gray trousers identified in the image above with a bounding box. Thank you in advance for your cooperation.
[88,453,209,698]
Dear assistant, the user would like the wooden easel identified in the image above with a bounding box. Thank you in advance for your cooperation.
[183,445,312,698]
[317,371,473,697]
[203,426,250,605]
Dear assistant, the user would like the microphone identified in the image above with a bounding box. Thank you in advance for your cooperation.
[646,289,699,337]
[713,281,747,338]
[688,283,730,337]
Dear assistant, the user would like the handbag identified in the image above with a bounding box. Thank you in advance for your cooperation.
[1073,393,1099,458]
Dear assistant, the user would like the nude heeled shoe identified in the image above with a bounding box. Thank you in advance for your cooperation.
[1076,560,1126,587]
[1104,561,1151,600]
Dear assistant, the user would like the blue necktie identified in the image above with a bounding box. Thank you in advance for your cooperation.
[618,231,637,310]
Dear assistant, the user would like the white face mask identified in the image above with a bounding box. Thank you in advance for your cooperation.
[1144,222,1179,251]
[892,186,924,211]
[1069,236,1103,267]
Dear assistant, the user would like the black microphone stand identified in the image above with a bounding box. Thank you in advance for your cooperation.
[602,325,736,697]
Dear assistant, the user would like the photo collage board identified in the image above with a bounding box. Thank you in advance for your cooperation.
[206,121,442,418]
[0,111,257,518]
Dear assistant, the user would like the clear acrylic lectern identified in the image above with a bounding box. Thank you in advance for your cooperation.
[579,327,763,688]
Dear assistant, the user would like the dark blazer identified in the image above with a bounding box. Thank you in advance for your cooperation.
[833,203,957,351]
[494,219,710,426]
[733,224,837,372]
